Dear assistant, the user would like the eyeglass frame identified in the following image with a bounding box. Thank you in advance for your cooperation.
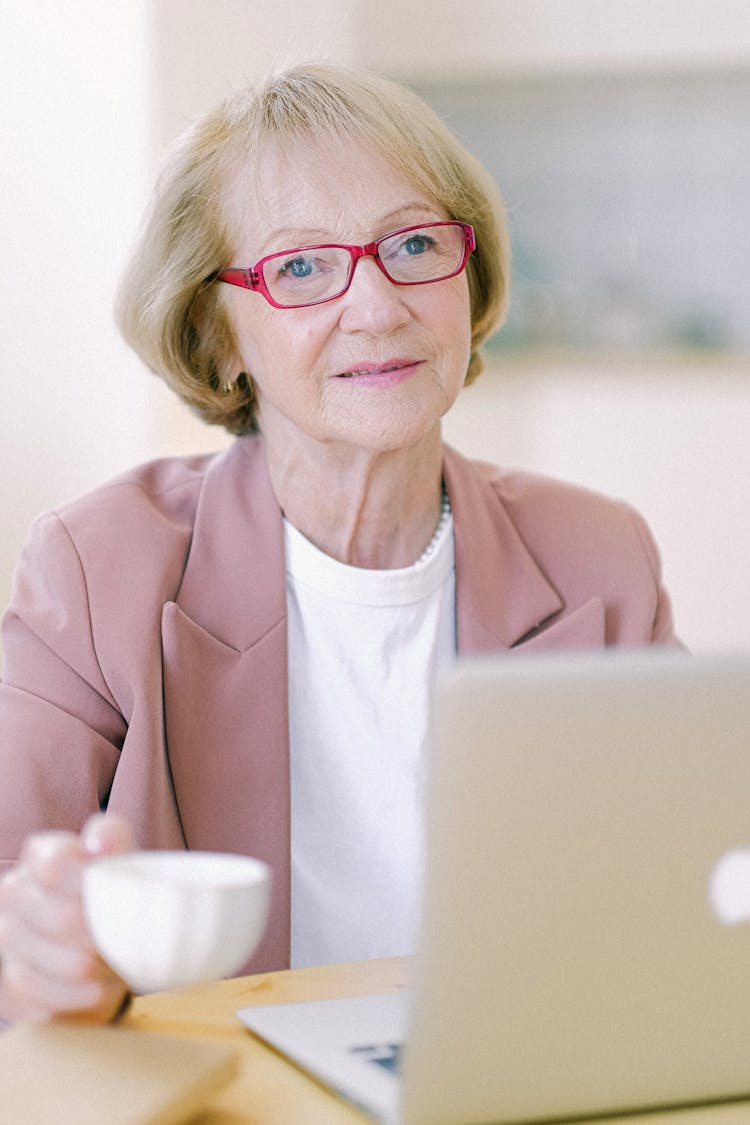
[215,221,476,309]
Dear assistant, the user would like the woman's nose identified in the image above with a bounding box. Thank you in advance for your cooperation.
[337,255,411,334]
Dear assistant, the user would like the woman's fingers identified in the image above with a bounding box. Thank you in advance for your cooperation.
[1,885,95,979]
[0,817,136,1022]
[0,854,102,1022]
[81,812,136,858]
[20,830,83,897]
[1,950,103,1022]
[7,863,86,943]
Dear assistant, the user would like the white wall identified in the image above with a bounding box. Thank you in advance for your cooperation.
[1,1,153,631]
[2,1,749,660]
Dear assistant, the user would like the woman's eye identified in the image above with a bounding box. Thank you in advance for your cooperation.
[280,256,315,279]
[402,236,433,256]
[384,233,438,262]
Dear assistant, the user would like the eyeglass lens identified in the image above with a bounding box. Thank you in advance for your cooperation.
[263,223,467,307]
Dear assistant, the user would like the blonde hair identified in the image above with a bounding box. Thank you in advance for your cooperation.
[116,63,510,435]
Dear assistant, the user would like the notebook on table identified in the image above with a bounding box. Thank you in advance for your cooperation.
[238,647,750,1125]
[0,1023,237,1125]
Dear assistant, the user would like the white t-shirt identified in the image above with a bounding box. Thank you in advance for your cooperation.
[285,510,455,968]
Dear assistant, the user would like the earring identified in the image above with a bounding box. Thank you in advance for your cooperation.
[224,371,251,395]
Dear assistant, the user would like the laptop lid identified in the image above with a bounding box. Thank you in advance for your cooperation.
[403,647,750,1125]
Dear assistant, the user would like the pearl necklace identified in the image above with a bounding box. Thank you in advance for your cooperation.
[416,486,452,565]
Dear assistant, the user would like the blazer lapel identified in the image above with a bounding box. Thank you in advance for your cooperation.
[160,436,290,970]
[511,597,606,651]
[443,445,605,653]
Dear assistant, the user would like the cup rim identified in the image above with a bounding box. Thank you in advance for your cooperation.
[84,849,270,890]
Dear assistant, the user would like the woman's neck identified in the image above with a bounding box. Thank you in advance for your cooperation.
[262,427,446,569]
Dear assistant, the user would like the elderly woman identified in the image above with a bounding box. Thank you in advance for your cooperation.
[0,64,679,1024]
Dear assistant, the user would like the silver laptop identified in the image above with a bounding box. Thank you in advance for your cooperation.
[239,648,750,1124]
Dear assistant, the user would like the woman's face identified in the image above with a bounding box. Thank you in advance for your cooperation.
[220,139,472,458]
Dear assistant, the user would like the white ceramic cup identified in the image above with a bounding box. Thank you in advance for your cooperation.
[82,850,271,993]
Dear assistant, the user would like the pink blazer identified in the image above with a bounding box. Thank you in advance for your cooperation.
[0,436,679,971]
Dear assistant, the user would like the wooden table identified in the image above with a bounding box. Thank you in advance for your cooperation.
[123,958,750,1125]
[123,957,410,1124]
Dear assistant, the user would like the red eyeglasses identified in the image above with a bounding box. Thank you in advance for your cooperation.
[216,221,475,309]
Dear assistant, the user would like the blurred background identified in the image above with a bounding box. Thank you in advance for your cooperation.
[1,0,748,655]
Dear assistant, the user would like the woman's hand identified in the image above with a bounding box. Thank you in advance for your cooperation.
[0,813,135,1023]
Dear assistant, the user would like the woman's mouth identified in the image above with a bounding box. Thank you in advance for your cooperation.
[336,359,423,384]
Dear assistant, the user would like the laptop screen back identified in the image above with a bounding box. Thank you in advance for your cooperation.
[403,648,750,1125]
